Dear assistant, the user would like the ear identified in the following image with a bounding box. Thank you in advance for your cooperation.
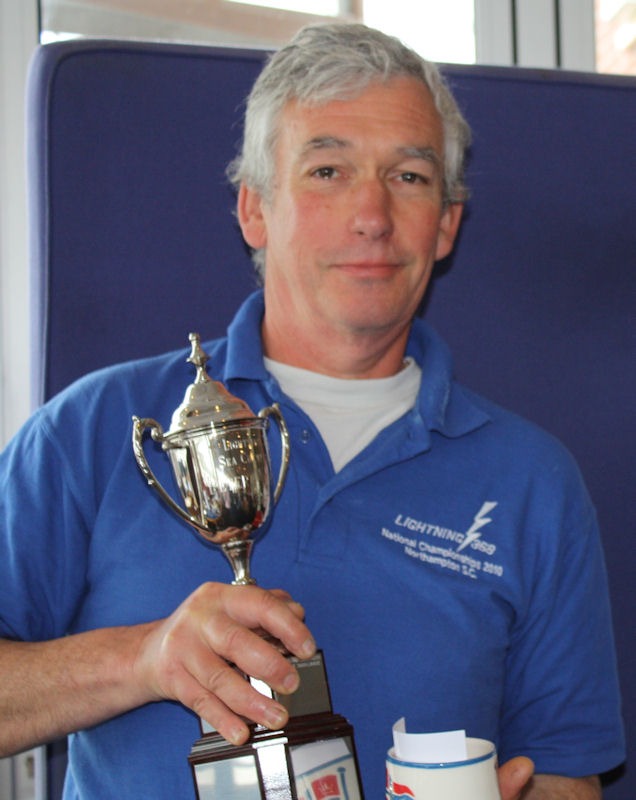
[237,183,268,250]
[435,202,464,261]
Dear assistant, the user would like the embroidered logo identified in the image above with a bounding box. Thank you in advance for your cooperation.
[381,502,504,580]
[456,501,497,552]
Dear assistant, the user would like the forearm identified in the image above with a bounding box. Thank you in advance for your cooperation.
[0,583,315,757]
[521,773,601,799]
[0,625,154,757]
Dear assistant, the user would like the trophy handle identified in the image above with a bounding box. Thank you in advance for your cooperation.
[258,403,290,505]
[132,415,200,530]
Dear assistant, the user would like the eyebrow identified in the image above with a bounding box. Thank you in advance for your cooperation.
[300,136,351,156]
[398,145,442,170]
[299,137,442,170]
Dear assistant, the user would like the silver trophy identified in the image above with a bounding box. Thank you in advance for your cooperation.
[132,332,290,585]
[132,333,364,799]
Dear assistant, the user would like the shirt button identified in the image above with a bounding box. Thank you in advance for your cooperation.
[300,429,312,444]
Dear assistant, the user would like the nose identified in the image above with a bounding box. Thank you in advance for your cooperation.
[348,179,393,240]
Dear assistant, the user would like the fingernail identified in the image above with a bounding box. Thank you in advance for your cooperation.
[283,671,300,692]
[227,724,246,746]
[264,704,288,730]
[299,637,316,658]
[288,600,305,617]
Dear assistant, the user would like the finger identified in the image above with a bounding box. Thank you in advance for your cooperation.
[155,633,291,742]
[268,588,293,602]
[200,605,303,696]
[247,629,291,654]
[183,650,290,738]
[217,585,316,662]
[268,589,306,621]
[167,658,263,746]
[167,662,251,745]
[256,589,307,643]
[497,756,534,800]
[193,694,250,747]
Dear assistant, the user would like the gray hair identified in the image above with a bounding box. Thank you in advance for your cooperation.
[227,22,471,274]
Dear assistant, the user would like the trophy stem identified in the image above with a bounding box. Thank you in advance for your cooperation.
[222,539,256,585]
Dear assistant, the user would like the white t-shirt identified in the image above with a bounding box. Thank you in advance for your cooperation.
[264,356,422,472]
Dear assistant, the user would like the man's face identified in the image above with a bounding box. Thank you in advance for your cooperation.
[239,76,463,372]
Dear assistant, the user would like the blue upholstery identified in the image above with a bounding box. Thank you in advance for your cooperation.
[26,40,635,798]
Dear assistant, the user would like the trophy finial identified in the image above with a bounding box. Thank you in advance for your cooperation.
[167,333,254,434]
[187,332,210,384]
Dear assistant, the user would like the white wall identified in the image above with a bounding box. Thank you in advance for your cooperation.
[0,5,43,799]
[476,0,596,69]
[0,0,38,447]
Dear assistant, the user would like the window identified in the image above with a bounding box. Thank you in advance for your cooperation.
[40,0,636,75]
[596,0,636,74]
[39,0,477,65]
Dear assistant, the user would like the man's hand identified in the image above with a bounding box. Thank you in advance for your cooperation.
[133,582,316,745]
[0,582,314,757]
[498,758,602,799]
[498,757,535,800]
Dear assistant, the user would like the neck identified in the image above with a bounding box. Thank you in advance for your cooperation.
[261,313,411,379]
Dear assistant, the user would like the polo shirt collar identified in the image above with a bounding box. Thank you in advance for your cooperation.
[406,317,491,439]
[223,290,490,440]
[223,290,269,382]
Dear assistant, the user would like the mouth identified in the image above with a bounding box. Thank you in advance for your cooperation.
[332,261,405,279]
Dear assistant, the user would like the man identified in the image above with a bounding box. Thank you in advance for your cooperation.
[0,23,623,799]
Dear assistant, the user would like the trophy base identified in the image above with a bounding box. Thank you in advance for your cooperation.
[189,713,364,799]
[189,651,365,799]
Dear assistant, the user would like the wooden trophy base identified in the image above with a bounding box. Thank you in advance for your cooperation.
[188,652,365,799]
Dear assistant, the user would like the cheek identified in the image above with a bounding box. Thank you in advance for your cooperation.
[409,212,443,253]
[285,196,336,250]
[296,192,337,222]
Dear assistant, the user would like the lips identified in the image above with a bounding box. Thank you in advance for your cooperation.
[333,261,405,278]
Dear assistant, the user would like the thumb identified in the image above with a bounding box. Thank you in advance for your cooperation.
[497,756,534,800]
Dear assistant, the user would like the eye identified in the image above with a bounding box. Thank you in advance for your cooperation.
[398,171,430,185]
[311,166,338,180]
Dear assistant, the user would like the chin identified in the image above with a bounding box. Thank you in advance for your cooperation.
[340,290,413,320]
[334,307,410,335]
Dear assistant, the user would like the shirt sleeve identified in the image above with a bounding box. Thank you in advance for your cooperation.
[0,407,93,642]
[498,457,625,777]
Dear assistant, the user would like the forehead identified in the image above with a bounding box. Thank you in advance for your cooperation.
[277,77,444,158]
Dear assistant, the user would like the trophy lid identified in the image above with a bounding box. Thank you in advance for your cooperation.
[167,333,255,434]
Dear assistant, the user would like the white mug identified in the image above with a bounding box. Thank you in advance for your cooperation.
[385,737,501,799]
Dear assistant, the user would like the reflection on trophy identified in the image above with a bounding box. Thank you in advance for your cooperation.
[132,333,364,799]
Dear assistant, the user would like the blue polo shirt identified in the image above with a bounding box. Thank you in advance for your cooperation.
[0,291,624,799]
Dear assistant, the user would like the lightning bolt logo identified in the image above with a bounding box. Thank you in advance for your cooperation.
[456,501,498,552]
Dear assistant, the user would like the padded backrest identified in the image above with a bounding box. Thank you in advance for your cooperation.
[26,40,635,797]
